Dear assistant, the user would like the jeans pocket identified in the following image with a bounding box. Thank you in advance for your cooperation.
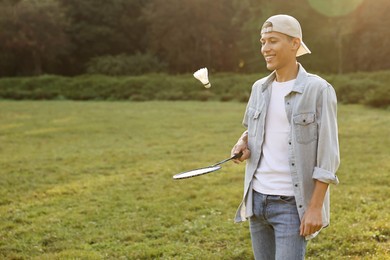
[279,196,296,204]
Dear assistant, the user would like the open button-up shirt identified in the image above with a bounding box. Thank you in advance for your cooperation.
[235,64,340,240]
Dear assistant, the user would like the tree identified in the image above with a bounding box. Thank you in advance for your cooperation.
[347,0,390,71]
[0,0,70,76]
[58,0,150,74]
[143,0,239,73]
[0,0,388,76]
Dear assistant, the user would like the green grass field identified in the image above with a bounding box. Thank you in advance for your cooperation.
[0,101,389,259]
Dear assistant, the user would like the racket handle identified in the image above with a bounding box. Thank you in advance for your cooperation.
[211,151,244,167]
[232,151,243,159]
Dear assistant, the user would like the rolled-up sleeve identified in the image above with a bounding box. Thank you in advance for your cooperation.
[313,167,339,184]
[313,85,340,184]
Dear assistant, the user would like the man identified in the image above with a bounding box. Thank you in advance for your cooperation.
[231,14,340,260]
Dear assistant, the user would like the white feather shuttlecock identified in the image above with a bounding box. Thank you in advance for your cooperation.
[193,67,211,88]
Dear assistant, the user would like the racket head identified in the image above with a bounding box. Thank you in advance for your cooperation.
[173,165,221,180]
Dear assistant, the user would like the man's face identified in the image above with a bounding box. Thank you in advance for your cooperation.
[260,31,298,71]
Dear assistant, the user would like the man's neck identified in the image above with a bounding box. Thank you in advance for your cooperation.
[275,62,299,82]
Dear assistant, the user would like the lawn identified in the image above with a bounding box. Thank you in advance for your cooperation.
[0,101,389,259]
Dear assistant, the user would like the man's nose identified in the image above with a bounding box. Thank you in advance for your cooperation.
[261,43,270,54]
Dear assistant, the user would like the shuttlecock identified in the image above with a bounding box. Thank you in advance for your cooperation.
[193,67,211,88]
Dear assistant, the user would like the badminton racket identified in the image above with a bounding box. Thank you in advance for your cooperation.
[172,152,243,180]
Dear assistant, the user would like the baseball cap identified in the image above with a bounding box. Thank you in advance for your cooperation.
[261,14,311,57]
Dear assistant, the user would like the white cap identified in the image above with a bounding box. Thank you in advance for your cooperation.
[261,14,311,57]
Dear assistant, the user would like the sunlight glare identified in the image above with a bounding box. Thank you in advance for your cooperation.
[308,0,364,17]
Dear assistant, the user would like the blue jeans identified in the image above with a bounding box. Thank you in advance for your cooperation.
[250,191,307,260]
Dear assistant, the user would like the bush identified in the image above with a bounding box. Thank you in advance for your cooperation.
[330,77,376,104]
[86,53,167,76]
[0,71,389,109]
[364,83,390,108]
[326,71,390,108]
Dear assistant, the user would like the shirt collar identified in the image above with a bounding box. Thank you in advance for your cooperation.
[261,63,308,93]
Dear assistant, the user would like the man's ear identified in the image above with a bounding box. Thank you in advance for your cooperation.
[292,38,301,51]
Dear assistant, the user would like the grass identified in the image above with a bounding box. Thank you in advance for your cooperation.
[0,101,389,259]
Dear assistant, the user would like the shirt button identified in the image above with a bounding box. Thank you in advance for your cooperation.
[295,184,298,187]
[289,142,291,145]
[292,163,295,166]
[299,205,303,208]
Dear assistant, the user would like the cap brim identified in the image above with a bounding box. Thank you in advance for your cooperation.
[296,41,311,57]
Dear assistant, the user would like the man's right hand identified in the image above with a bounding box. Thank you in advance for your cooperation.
[231,140,251,164]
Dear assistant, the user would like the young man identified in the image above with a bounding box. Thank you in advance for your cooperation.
[231,14,340,260]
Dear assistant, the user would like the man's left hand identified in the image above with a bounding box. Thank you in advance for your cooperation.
[299,207,323,236]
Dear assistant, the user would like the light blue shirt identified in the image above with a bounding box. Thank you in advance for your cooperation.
[235,64,340,239]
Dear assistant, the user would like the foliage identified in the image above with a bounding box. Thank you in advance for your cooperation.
[0,73,257,102]
[143,0,239,73]
[1,0,390,76]
[0,0,70,76]
[0,101,389,259]
[364,84,390,108]
[0,71,389,108]
[345,0,390,72]
[56,0,150,75]
[86,53,167,76]
[326,70,390,108]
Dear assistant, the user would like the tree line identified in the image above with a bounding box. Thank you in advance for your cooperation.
[0,0,389,77]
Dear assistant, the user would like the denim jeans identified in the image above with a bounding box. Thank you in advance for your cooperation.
[250,191,307,260]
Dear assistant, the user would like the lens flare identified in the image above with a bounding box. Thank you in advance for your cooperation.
[308,0,364,17]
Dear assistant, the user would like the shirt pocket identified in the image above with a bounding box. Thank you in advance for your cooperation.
[293,113,317,144]
[247,107,262,137]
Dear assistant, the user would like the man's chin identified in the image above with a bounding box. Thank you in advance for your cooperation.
[266,64,275,71]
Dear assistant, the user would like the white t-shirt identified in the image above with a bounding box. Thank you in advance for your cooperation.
[253,79,295,196]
